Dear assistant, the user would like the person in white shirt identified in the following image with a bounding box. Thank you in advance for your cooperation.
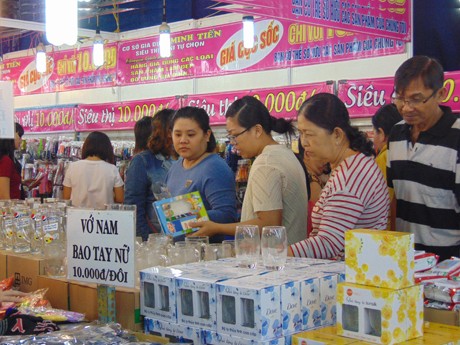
[63,131,124,208]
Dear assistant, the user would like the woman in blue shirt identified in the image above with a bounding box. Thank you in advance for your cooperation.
[166,107,237,241]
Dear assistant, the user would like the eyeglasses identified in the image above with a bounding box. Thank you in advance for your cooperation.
[391,89,439,108]
[226,127,251,143]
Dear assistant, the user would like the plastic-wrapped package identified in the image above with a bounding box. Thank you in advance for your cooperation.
[424,278,460,303]
[0,321,165,344]
[414,250,439,272]
[425,299,460,311]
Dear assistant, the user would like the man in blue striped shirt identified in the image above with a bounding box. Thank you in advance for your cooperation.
[387,56,460,261]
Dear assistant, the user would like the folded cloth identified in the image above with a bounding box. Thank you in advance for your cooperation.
[0,308,59,335]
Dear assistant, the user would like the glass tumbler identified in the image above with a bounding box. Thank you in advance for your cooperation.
[261,226,287,270]
[235,225,260,268]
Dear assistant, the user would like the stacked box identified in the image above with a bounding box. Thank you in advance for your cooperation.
[337,229,423,345]
[140,266,184,322]
[344,229,414,289]
[202,330,286,345]
[175,265,254,329]
[216,276,282,341]
[144,317,201,344]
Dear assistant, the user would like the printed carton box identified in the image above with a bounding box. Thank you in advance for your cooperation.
[7,252,45,292]
[202,330,285,345]
[176,266,252,330]
[345,229,414,289]
[144,317,201,344]
[140,266,183,322]
[216,276,281,341]
[336,282,424,345]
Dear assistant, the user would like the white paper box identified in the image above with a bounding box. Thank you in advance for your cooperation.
[216,276,282,341]
[336,282,424,345]
[144,317,200,344]
[345,229,414,289]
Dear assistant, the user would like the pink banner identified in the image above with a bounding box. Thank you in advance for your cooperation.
[15,106,77,133]
[183,82,334,125]
[1,43,118,95]
[217,0,411,41]
[117,18,404,86]
[75,97,180,132]
[338,71,460,118]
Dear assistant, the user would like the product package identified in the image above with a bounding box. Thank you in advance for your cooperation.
[345,229,414,289]
[153,191,209,238]
[336,282,424,345]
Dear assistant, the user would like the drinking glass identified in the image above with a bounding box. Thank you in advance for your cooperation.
[185,236,209,261]
[235,225,260,268]
[204,243,232,261]
[261,226,287,270]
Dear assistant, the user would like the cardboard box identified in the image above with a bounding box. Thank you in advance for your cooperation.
[0,250,7,280]
[140,266,183,322]
[203,330,285,345]
[216,276,282,341]
[144,317,201,344]
[345,229,414,289]
[116,287,142,331]
[423,307,460,326]
[7,252,45,292]
[68,281,142,331]
[37,275,69,310]
[69,281,98,321]
[336,282,424,345]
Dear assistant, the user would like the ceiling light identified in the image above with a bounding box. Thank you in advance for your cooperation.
[93,29,104,67]
[46,0,78,46]
[159,0,171,58]
[243,16,255,49]
[36,43,47,73]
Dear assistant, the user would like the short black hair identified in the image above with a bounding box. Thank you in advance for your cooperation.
[82,131,115,164]
[395,56,444,94]
[372,104,402,137]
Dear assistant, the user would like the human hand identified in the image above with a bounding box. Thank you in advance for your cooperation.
[287,246,294,257]
[188,220,218,237]
[0,290,29,303]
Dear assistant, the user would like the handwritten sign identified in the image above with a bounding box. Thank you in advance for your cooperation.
[66,209,136,288]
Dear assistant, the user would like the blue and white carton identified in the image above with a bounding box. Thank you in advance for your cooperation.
[216,276,282,341]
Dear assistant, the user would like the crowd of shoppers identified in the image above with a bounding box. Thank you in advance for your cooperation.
[7,55,456,263]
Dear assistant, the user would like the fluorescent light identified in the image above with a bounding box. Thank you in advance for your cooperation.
[159,22,171,58]
[36,43,47,73]
[46,0,78,46]
[243,16,254,49]
[92,31,104,67]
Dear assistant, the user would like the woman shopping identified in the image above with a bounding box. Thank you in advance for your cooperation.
[289,93,389,259]
[165,106,237,241]
[63,131,124,208]
[124,110,177,241]
[0,123,24,200]
[192,96,308,245]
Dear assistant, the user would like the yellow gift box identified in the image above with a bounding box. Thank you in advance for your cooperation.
[345,229,414,289]
[336,282,423,345]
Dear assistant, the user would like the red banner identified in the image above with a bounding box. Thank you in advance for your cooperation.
[15,105,77,133]
[75,97,180,132]
[183,82,334,125]
[2,19,403,96]
[216,0,411,41]
[1,44,117,95]
[338,71,460,118]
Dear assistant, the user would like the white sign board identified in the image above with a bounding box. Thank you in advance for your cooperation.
[0,81,14,139]
[67,208,136,288]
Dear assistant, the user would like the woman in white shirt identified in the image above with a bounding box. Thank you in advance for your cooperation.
[63,131,124,208]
